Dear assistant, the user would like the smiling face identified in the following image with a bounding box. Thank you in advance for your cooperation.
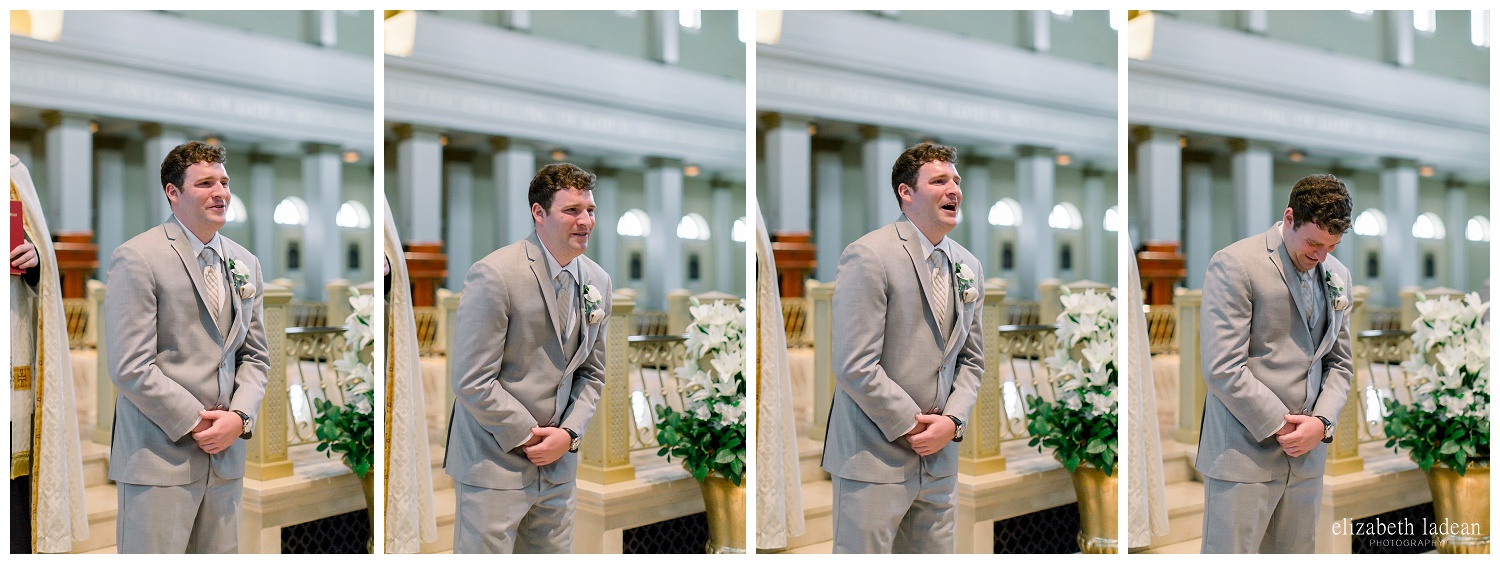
[899,160,962,244]
[1282,208,1343,272]
[167,161,231,243]
[533,187,596,265]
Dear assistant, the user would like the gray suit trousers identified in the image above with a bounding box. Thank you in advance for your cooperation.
[453,479,575,554]
[1201,474,1322,553]
[116,471,242,553]
[832,472,956,554]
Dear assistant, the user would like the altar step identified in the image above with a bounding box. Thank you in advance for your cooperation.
[419,445,456,554]
[779,479,834,551]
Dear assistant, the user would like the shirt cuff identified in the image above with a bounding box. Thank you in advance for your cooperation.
[516,432,535,449]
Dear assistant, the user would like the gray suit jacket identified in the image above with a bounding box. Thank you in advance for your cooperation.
[822,216,985,484]
[444,233,611,490]
[104,218,269,486]
[1197,223,1354,482]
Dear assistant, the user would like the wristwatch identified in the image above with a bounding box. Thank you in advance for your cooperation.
[563,428,581,453]
[1314,415,1334,443]
[233,410,254,440]
[946,415,965,442]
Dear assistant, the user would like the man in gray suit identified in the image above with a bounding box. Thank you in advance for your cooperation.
[823,143,984,553]
[104,141,269,553]
[445,163,611,554]
[1198,174,1355,553]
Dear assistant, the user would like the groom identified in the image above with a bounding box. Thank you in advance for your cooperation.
[1198,174,1354,553]
[104,141,268,553]
[823,143,984,553]
[445,163,611,553]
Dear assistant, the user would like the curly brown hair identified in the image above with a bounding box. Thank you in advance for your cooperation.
[891,143,957,205]
[160,141,227,190]
[1287,174,1353,235]
[529,163,597,211]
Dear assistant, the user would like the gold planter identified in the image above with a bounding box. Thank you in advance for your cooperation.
[699,473,746,554]
[1070,464,1118,554]
[1427,462,1489,554]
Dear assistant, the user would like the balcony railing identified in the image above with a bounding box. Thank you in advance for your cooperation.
[625,335,691,451]
[284,326,350,447]
[1351,329,1416,445]
[994,324,1060,443]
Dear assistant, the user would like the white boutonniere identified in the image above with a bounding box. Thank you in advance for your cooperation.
[954,261,978,304]
[582,283,605,324]
[1326,271,1349,312]
[229,258,255,299]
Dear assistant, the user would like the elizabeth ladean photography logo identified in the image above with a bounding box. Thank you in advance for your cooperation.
[1332,516,1482,539]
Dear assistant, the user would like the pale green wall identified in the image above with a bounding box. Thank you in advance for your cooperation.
[885,10,1117,69]
[166,10,374,57]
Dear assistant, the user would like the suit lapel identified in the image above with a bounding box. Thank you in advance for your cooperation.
[1310,264,1339,359]
[897,218,947,344]
[525,234,565,348]
[940,260,967,355]
[221,253,246,349]
[165,219,224,346]
[1266,225,1313,347]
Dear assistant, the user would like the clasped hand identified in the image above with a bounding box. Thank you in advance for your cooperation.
[522,427,571,466]
[1275,414,1324,458]
[904,413,956,456]
[11,242,39,271]
[192,410,242,455]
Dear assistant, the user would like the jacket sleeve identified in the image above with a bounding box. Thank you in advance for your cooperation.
[557,271,609,437]
[1200,250,1291,441]
[450,260,540,452]
[832,241,922,442]
[104,244,204,441]
[227,256,270,423]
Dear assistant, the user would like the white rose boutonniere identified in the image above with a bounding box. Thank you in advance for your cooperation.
[1327,271,1349,311]
[229,259,255,299]
[582,283,605,324]
[954,261,978,303]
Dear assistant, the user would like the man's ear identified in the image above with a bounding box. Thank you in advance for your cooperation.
[897,183,912,204]
[164,184,179,206]
[532,202,546,223]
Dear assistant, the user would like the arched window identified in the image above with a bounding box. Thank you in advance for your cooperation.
[617,208,651,237]
[731,217,748,242]
[1103,206,1120,232]
[1466,216,1490,242]
[336,200,372,228]
[1049,202,1083,230]
[274,197,309,226]
[225,198,248,224]
[988,198,1022,227]
[677,213,711,241]
[1353,209,1387,237]
[1412,213,1446,240]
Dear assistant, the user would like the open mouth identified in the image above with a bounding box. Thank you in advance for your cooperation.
[940,202,959,214]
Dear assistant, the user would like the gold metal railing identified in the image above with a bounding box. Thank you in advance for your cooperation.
[63,298,90,349]
[633,310,670,336]
[290,302,329,328]
[1007,301,1041,326]
[412,306,441,355]
[782,297,811,348]
[1351,329,1416,445]
[284,326,349,447]
[994,324,1061,442]
[625,334,691,451]
[1142,304,1178,355]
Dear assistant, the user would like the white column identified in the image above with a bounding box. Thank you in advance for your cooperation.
[763,114,812,234]
[250,153,277,276]
[491,138,536,245]
[593,170,621,276]
[1236,10,1268,33]
[814,144,844,282]
[1332,169,1358,269]
[307,10,336,47]
[395,124,443,242]
[500,10,531,31]
[143,124,187,225]
[95,141,125,282]
[1135,127,1182,244]
[649,10,680,65]
[1184,155,1214,289]
[645,157,684,310]
[1380,158,1419,305]
[861,127,905,231]
[1231,139,1276,238]
[1382,11,1416,67]
[444,154,475,291]
[1017,146,1055,299]
[302,143,342,300]
[961,155,992,275]
[43,111,94,233]
[1082,167,1107,284]
[12,138,34,172]
[1445,181,1467,290]
[1019,10,1051,52]
[711,179,734,293]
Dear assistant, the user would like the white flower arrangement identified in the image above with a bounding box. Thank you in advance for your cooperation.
[954,262,978,303]
[1327,271,1349,312]
[1042,288,1119,417]
[1384,292,1490,473]
[316,286,376,478]
[582,283,605,325]
[333,288,376,416]
[655,298,748,485]
[228,258,255,299]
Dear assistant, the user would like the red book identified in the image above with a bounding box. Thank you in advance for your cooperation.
[11,200,24,275]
